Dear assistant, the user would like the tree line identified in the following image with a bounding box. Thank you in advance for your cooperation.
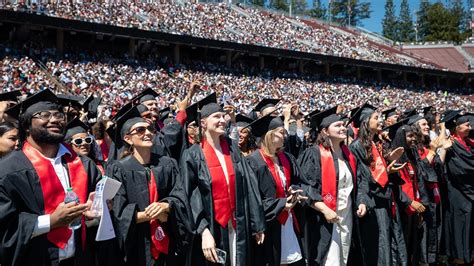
[244,0,471,43]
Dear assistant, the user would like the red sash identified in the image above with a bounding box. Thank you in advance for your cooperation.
[417,148,441,204]
[147,169,170,260]
[259,150,300,232]
[454,134,474,154]
[370,143,388,187]
[202,138,236,229]
[22,142,88,250]
[399,163,421,215]
[320,145,357,211]
[97,139,109,162]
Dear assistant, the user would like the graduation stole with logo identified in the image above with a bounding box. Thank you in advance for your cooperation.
[417,147,440,204]
[259,150,299,231]
[399,163,421,215]
[202,138,236,229]
[370,142,389,188]
[146,168,170,260]
[320,145,357,211]
[22,141,88,250]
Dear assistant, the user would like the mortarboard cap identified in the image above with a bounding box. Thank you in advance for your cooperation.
[236,113,255,128]
[403,108,417,118]
[57,94,84,110]
[441,110,463,129]
[113,106,147,149]
[383,119,408,140]
[381,107,397,119]
[309,106,339,130]
[407,115,424,126]
[348,103,377,128]
[185,93,217,124]
[253,98,280,113]
[247,114,284,138]
[159,107,171,123]
[5,89,60,120]
[65,118,90,140]
[0,90,22,102]
[132,88,159,104]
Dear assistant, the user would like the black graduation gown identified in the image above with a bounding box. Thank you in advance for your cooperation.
[297,146,369,266]
[246,150,305,266]
[444,140,474,263]
[349,139,408,266]
[180,137,266,266]
[109,154,192,266]
[413,150,443,264]
[0,150,101,266]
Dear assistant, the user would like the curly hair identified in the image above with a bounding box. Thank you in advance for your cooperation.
[411,121,430,151]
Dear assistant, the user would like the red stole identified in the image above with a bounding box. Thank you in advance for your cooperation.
[147,169,170,260]
[399,163,420,215]
[96,139,109,162]
[202,138,236,229]
[22,142,88,250]
[370,143,389,188]
[418,148,441,204]
[259,150,300,232]
[453,134,474,154]
[320,145,357,211]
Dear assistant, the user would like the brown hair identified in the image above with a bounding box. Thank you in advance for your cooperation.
[316,128,332,149]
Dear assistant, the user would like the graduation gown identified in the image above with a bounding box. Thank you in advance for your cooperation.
[246,150,305,266]
[444,139,474,263]
[349,140,408,266]
[180,137,265,266]
[109,154,192,266]
[0,150,101,266]
[297,146,369,266]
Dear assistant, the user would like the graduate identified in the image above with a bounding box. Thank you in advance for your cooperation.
[443,111,473,265]
[235,114,256,157]
[65,118,106,174]
[0,89,102,265]
[387,120,429,265]
[297,107,368,266]
[180,97,265,266]
[407,114,449,264]
[0,120,19,158]
[246,114,307,266]
[348,104,408,266]
[381,107,398,127]
[108,106,192,266]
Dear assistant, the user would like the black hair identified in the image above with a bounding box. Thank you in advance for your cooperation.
[0,121,18,137]
[358,114,374,163]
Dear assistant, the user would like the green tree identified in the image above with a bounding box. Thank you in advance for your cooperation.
[251,0,265,7]
[330,0,371,26]
[416,0,431,42]
[424,2,462,42]
[382,0,399,41]
[291,0,307,15]
[308,0,327,19]
[270,0,288,11]
[398,0,415,42]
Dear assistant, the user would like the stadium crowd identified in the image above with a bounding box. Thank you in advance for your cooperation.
[1,0,438,69]
[1,43,471,121]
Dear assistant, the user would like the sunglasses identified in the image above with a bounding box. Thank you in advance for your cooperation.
[128,125,157,136]
[71,137,94,146]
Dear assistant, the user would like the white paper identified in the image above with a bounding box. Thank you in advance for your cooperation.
[95,177,122,241]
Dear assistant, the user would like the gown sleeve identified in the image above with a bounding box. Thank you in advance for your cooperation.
[0,172,38,265]
[179,148,209,235]
[297,147,323,205]
[108,163,138,250]
[246,155,287,223]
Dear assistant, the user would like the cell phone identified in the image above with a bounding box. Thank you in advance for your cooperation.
[215,248,227,264]
[393,163,404,168]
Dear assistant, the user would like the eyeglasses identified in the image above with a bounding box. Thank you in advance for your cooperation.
[32,111,65,121]
[71,137,94,146]
[127,125,157,136]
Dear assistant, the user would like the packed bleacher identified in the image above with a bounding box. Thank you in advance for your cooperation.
[1,1,440,69]
[1,42,471,122]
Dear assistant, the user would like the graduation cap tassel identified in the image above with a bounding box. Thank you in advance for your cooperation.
[197,107,202,144]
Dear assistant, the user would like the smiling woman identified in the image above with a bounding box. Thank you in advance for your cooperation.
[107,105,192,266]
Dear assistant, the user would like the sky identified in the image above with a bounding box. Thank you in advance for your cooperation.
[311,0,471,34]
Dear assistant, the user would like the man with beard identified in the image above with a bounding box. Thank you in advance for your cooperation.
[0,89,105,266]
